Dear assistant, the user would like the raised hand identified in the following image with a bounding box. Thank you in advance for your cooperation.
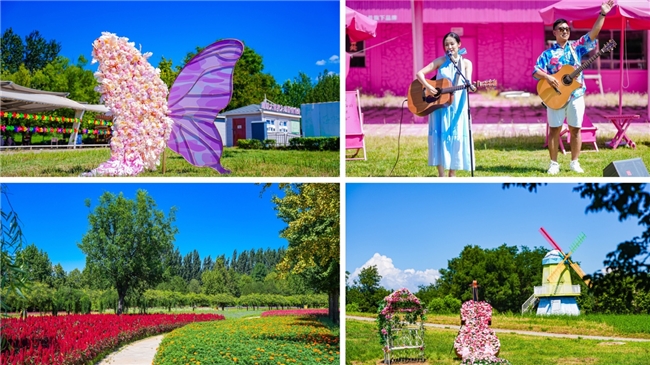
[602,0,614,15]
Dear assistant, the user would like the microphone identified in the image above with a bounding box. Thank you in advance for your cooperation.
[446,50,453,58]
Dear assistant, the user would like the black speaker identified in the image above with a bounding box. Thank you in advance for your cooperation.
[603,158,649,177]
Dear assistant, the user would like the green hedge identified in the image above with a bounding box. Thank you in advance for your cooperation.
[236,137,339,151]
[289,137,339,151]
[236,139,263,149]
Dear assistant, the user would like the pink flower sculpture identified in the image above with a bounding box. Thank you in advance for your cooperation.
[84,32,173,176]
[454,301,511,365]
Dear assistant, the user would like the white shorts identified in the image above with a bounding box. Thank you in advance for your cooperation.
[547,96,585,128]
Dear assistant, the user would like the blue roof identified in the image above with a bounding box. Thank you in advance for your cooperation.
[221,104,262,115]
[542,250,565,265]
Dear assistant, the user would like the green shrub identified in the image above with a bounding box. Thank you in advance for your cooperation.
[289,137,339,151]
[443,295,461,314]
[263,139,276,149]
[428,298,446,314]
[427,295,462,314]
[237,139,263,149]
[346,302,360,313]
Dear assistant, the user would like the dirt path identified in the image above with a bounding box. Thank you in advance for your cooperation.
[97,334,165,365]
[347,315,650,342]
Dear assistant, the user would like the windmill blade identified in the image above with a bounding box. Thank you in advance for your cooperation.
[569,261,591,286]
[540,227,564,252]
[546,262,567,284]
[568,233,586,253]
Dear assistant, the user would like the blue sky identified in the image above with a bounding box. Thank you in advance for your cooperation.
[1,183,289,273]
[0,1,340,84]
[346,183,646,292]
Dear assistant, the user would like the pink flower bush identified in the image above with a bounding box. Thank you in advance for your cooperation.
[454,301,511,365]
[84,32,173,176]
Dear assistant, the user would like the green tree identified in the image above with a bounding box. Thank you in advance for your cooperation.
[24,30,61,72]
[270,183,340,323]
[66,268,84,289]
[358,265,381,293]
[187,278,202,294]
[78,190,178,314]
[280,72,313,108]
[251,262,268,282]
[305,70,339,103]
[229,46,282,110]
[1,28,25,73]
[1,186,29,314]
[347,265,391,313]
[202,257,237,296]
[18,243,53,285]
[51,263,67,290]
[202,255,214,273]
[437,244,546,313]
[158,56,177,89]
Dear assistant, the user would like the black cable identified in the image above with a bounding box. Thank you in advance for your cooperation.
[388,99,408,176]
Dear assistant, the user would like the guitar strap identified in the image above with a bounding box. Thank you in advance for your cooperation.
[568,42,581,68]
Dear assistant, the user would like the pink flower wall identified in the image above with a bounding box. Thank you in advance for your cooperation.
[347,23,648,96]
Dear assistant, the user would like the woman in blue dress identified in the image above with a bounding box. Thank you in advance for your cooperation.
[416,32,476,177]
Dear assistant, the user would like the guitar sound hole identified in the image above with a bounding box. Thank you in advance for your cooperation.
[562,75,573,86]
[425,90,441,103]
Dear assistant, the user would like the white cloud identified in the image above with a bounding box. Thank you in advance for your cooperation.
[316,60,326,66]
[329,55,340,63]
[348,253,440,292]
[327,71,336,76]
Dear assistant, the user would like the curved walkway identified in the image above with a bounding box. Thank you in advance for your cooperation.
[347,315,650,342]
[97,334,165,365]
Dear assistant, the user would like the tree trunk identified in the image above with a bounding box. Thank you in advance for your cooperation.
[328,290,339,324]
[117,289,127,315]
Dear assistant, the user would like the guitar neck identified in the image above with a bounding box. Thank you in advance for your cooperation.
[569,47,609,79]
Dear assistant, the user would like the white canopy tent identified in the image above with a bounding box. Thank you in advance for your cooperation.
[0,81,109,146]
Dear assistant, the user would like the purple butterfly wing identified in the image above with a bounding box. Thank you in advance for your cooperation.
[168,39,244,173]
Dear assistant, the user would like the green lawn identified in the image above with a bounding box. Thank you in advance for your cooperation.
[0,147,339,177]
[347,312,650,339]
[347,319,650,365]
[346,134,650,177]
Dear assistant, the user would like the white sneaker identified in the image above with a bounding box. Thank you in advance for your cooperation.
[570,160,584,173]
[547,161,560,175]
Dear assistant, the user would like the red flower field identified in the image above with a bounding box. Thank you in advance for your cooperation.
[0,313,224,365]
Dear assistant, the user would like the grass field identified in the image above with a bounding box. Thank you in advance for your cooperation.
[0,147,339,177]
[346,134,650,177]
[347,312,650,339]
[346,319,650,365]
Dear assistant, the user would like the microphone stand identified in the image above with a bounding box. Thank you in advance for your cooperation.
[448,53,475,177]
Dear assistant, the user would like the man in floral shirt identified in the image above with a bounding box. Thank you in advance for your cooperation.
[533,0,614,175]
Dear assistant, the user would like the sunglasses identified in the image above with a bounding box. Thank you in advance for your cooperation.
[555,27,571,33]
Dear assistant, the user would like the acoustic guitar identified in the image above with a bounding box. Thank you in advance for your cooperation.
[407,78,497,117]
[537,39,616,110]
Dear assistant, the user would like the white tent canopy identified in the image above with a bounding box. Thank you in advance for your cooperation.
[0,81,109,147]
[0,81,108,113]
